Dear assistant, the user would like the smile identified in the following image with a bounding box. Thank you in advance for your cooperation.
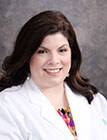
[44,68,62,74]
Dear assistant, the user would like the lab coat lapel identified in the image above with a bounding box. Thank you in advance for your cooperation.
[25,79,75,140]
[65,84,92,140]
[40,98,75,139]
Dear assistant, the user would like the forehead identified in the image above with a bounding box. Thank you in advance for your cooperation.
[40,32,69,48]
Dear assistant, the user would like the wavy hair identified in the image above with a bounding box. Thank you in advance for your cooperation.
[0,10,98,103]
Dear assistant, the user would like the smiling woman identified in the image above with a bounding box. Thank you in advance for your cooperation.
[30,32,71,90]
[0,10,107,140]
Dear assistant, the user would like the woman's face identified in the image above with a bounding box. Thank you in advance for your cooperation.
[30,32,71,89]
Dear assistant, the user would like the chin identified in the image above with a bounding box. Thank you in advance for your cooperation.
[46,79,64,87]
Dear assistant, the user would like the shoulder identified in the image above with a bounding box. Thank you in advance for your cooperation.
[93,93,107,107]
[92,93,107,116]
[0,84,28,107]
[0,85,22,95]
[0,83,31,123]
[0,85,27,139]
[65,82,107,106]
[65,83,107,109]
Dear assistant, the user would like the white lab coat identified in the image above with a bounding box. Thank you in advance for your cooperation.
[0,78,107,140]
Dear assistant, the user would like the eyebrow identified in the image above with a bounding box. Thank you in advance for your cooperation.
[39,44,69,50]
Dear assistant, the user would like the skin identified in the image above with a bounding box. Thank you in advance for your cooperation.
[30,32,71,108]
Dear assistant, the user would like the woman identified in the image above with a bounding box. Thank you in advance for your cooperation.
[0,10,107,140]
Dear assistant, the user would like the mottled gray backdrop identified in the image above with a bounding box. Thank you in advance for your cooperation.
[0,0,107,98]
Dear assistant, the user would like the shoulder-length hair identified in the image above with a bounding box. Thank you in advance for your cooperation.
[0,10,98,103]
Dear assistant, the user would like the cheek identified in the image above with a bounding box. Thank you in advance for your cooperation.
[63,54,71,67]
[30,56,47,72]
[30,56,40,72]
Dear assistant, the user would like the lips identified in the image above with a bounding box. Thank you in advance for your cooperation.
[44,68,62,74]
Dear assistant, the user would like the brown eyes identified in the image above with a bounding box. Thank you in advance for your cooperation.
[59,49,67,52]
[37,49,67,54]
[37,50,47,54]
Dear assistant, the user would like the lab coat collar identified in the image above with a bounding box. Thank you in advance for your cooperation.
[65,84,92,139]
[24,78,94,140]
[24,78,75,140]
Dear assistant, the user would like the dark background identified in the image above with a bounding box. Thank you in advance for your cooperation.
[0,0,107,98]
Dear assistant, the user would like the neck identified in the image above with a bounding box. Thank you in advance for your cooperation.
[40,83,64,96]
[39,83,69,110]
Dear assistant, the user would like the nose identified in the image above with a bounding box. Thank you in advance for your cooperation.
[48,52,60,65]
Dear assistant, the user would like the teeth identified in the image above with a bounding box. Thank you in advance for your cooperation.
[45,69,60,73]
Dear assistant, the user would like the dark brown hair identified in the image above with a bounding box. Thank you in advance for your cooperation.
[0,10,98,103]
